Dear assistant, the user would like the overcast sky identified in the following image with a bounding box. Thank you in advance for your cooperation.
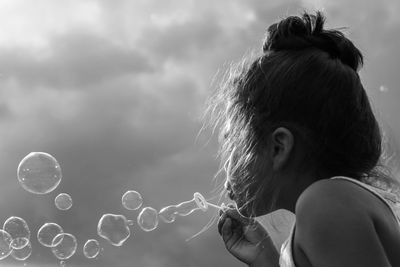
[0,0,399,266]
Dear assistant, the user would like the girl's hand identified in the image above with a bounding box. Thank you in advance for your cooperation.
[218,207,279,267]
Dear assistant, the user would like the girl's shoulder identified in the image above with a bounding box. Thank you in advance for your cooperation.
[295,177,398,225]
[293,177,400,267]
[296,177,398,219]
[296,177,374,214]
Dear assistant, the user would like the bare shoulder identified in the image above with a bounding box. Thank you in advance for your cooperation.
[294,178,392,267]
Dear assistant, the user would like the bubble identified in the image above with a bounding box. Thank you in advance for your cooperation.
[17,152,62,194]
[60,260,65,267]
[11,238,32,261]
[51,233,77,260]
[97,214,131,246]
[37,223,63,247]
[55,193,73,211]
[83,239,100,259]
[121,190,143,210]
[0,230,12,260]
[3,216,30,249]
[158,192,210,224]
[137,207,158,232]
[158,206,176,223]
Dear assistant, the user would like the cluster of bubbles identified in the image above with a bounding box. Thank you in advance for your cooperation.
[0,216,32,261]
[37,222,100,261]
[12,151,227,264]
[96,191,223,247]
[37,222,78,260]
[12,152,101,265]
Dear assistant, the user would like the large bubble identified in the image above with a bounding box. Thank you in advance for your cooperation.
[83,239,100,259]
[97,214,132,247]
[17,152,62,194]
[3,216,30,250]
[37,222,63,247]
[51,233,77,260]
[11,238,32,261]
[55,193,73,211]
[137,207,158,232]
[121,190,143,210]
[0,230,12,260]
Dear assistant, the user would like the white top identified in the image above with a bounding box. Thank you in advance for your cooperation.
[279,176,400,267]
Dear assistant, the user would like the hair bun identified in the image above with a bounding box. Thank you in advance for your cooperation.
[263,11,363,71]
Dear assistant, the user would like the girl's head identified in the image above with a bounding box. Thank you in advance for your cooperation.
[207,11,383,217]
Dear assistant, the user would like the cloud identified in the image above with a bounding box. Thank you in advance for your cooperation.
[0,30,153,88]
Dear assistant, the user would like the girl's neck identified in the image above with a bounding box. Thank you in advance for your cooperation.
[277,171,324,213]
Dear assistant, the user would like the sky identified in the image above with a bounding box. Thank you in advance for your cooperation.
[0,0,399,266]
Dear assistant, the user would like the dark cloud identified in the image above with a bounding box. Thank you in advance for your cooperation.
[0,30,153,88]
[139,13,223,61]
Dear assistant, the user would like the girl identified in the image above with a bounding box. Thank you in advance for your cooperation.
[212,11,400,267]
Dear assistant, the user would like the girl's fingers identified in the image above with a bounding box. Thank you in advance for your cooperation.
[222,217,246,251]
[221,217,232,243]
[219,203,235,216]
[218,205,253,236]
[224,208,255,225]
[217,212,227,236]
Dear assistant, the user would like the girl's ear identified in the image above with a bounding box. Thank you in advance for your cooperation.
[270,127,294,171]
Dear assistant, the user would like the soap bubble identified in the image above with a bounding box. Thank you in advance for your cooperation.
[55,193,73,211]
[137,207,158,232]
[158,193,210,224]
[51,233,77,260]
[11,239,32,261]
[175,192,208,216]
[3,216,30,249]
[17,152,62,194]
[158,206,176,223]
[83,239,100,259]
[0,230,12,260]
[37,223,63,247]
[97,214,131,246]
[121,190,143,210]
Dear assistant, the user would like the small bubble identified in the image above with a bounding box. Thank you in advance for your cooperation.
[97,214,131,246]
[51,233,77,260]
[0,229,12,260]
[60,260,65,267]
[137,207,158,232]
[83,239,100,259]
[121,190,143,210]
[37,222,63,247]
[3,216,30,249]
[55,193,73,211]
[11,239,32,261]
[17,152,62,194]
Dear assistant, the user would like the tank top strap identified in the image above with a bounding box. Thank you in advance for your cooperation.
[330,176,400,225]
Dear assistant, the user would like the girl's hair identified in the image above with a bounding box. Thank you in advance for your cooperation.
[205,11,400,217]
